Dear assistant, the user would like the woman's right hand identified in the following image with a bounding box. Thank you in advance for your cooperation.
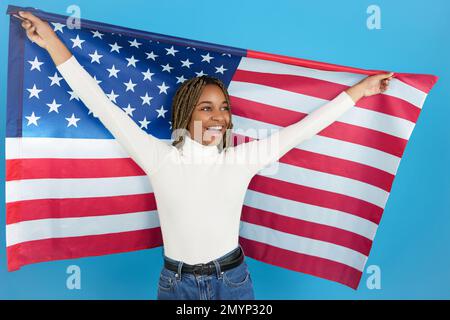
[18,11,57,50]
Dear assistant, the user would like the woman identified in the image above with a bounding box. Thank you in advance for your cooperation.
[18,10,392,300]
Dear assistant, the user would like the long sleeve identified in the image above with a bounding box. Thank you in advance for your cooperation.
[56,55,173,176]
[238,91,355,176]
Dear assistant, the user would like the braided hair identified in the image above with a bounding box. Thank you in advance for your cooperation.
[170,75,234,152]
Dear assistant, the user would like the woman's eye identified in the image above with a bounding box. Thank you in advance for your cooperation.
[200,106,230,111]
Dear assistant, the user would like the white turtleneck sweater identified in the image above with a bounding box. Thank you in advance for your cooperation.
[56,55,355,264]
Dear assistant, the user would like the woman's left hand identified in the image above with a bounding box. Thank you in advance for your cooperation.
[345,72,394,103]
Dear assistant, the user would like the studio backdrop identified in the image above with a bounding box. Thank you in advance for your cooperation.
[1,1,443,298]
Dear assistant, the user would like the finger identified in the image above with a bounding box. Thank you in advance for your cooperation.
[373,72,394,80]
[26,28,36,41]
[21,20,32,29]
[18,11,42,25]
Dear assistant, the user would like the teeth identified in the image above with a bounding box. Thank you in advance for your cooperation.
[207,126,223,130]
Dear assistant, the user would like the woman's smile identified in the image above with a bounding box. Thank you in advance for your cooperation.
[188,83,231,146]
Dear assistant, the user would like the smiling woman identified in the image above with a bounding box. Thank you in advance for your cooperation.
[16,9,395,300]
[171,76,234,152]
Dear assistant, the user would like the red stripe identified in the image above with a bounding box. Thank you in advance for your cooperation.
[232,69,421,123]
[6,159,384,224]
[246,49,438,94]
[283,148,394,193]
[6,157,145,181]
[239,237,362,289]
[241,205,373,256]
[6,193,157,224]
[7,228,163,272]
[230,95,407,157]
[6,145,395,193]
[249,175,383,224]
[233,132,394,192]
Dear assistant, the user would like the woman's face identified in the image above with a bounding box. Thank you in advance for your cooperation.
[187,84,231,146]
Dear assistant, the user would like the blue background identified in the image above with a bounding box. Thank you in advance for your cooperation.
[0,0,449,299]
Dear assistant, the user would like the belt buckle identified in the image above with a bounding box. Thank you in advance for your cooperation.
[192,263,209,276]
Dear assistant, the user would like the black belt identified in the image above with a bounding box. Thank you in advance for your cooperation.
[164,246,244,276]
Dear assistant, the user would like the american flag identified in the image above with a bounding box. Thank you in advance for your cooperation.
[5,6,438,289]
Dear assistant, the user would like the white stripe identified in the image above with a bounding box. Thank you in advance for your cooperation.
[228,81,415,140]
[233,115,401,175]
[239,221,368,271]
[6,210,160,247]
[5,176,152,203]
[237,56,427,109]
[5,154,387,209]
[263,161,389,209]
[6,134,400,177]
[5,137,173,160]
[244,189,378,240]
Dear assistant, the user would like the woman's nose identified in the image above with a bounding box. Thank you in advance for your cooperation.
[211,109,225,120]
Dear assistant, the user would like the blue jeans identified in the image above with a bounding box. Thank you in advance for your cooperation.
[157,245,255,300]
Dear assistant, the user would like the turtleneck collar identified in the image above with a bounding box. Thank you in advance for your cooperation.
[180,134,221,157]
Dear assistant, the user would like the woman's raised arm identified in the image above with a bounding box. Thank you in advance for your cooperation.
[240,72,393,176]
[18,11,174,176]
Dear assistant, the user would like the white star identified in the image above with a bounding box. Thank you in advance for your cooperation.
[155,105,168,118]
[180,58,193,68]
[168,121,172,130]
[91,30,104,39]
[89,50,103,63]
[165,45,179,56]
[186,46,197,51]
[66,113,80,127]
[139,116,151,129]
[215,65,228,74]
[70,34,85,49]
[109,42,122,53]
[28,56,44,71]
[201,53,214,63]
[106,90,119,103]
[26,84,42,99]
[142,68,155,81]
[145,51,159,60]
[46,99,62,113]
[123,79,137,92]
[195,70,208,77]
[157,82,170,94]
[222,53,232,57]
[140,92,153,106]
[126,55,139,67]
[128,39,142,48]
[107,65,120,78]
[51,22,65,33]
[68,90,80,101]
[48,72,63,86]
[123,104,136,116]
[161,63,174,73]
[93,76,102,84]
[25,111,40,126]
[176,75,187,84]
